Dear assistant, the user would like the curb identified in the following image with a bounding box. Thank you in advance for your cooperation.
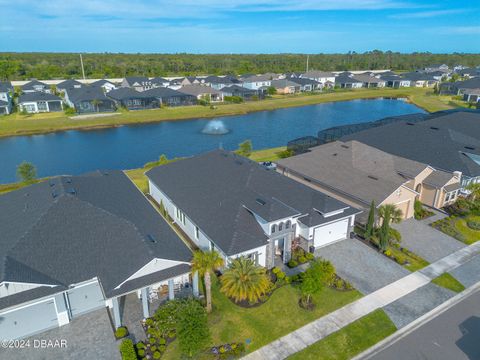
[352,280,480,360]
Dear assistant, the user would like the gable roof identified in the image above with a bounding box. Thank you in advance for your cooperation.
[342,112,480,177]
[270,79,301,88]
[146,150,359,256]
[56,79,83,89]
[301,71,335,79]
[277,140,429,206]
[124,76,151,87]
[220,85,257,94]
[65,86,111,103]
[335,73,363,85]
[0,81,13,93]
[18,92,62,103]
[0,170,191,300]
[143,87,193,98]
[90,79,116,87]
[177,85,222,96]
[106,87,153,100]
[289,78,322,86]
[21,80,48,91]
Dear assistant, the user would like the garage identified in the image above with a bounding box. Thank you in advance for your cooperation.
[0,299,58,340]
[314,218,349,247]
[67,282,105,318]
[396,200,411,219]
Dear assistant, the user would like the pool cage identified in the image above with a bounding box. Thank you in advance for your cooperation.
[287,136,320,155]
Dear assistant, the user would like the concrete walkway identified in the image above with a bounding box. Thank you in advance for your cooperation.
[242,241,480,360]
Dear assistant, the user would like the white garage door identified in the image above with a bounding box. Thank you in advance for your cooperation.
[0,299,58,340]
[314,219,349,247]
[67,282,105,317]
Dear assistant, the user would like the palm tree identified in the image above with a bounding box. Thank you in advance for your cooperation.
[220,257,271,304]
[377,204,403,251]
[466,183,480,202]
[191,250,224,313]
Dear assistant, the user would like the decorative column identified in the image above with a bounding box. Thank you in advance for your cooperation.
[283,233,293,264]
[112,297,122,329]
[265,239,275,269]
[141,287,149,319]
[192,272,199,298]
[168,279,175,300]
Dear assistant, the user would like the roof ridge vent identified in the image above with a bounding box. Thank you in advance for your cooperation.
[368,175,379,180]
[464,146,475,150]
[430,126,439,130]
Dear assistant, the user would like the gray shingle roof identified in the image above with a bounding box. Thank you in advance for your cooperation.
[65,86,110,103]
[177,85,221,96]
[21,80,48,91]
[56,79,83,89]
[0,81,13,93]
[106,87,153,100]
[270,79,301,88]
[124,76,151,86]
[342,112,480,177]
[18,92,62,103]
[146,150,359,256]
[143,87,193,99]
[0,170,191,299]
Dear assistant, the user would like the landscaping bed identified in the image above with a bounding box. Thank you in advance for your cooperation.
[431,214,480,245]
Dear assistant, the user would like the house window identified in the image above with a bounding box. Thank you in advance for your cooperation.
[210,241,215,251]
[246,252,258,265]
[279,222,283,231]
[286,220,291,229]
[271,224,276,234]
[37,101,48,111]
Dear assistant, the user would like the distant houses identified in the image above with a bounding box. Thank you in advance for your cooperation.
[18,92,63,113]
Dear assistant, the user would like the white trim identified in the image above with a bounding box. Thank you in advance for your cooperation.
[0,281,57,288]
[0,296,56,316]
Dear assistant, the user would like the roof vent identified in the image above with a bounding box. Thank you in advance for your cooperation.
[368,175,379,181]
[256,198,266,206]
[65,178,72,184]
[49,180,56,187]
[406,122,415,126]
[332,153,338,156]
[340,144,349,149]
[147,234,157,243]
[430,126,439,130]
[66,188,76,195]
[51,190,58,198]
[465,146,475,150]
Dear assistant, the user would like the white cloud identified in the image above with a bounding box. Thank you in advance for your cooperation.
[434,26,480,35]
[390,9,466,19]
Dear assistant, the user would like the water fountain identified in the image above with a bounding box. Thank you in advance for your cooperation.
[201,120,229,135]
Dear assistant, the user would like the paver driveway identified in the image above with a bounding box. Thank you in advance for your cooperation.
[393,218,466,263]
[315,238,409,294]
[1,308,119,360]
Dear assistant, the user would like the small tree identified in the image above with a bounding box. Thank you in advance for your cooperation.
[236,140,253,157]
[365,200,376,239]
[176,299,210,357]
[300,258,335,308]
[466,183,480,202]
[119,339,137,360]
[377,204,403,252]
[191,250,224,313]
[16,161,37,183]
[267,86,277,95]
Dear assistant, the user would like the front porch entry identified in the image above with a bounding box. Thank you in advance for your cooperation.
[266,231,294,268]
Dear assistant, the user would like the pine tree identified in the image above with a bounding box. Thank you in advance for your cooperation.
[365,200,375,239]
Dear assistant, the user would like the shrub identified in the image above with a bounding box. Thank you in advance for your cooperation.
[219,346,226,353]
[305,252,314,261]
[467,220,480,230]
[136,342,145,349]
[138,349,145,357]
[149,337,156,345]
[151,346,157,352]
[176,299,211,357]
[145,318,154,326]
[158,338,166,345]
[287,259,298,268]
[271,267,281,274]
[115,326,128,339]
[153,351,161,359]
[168,331,176,339]
[298,256,307,264]
[276,271,286,280]
[159,345,166,352]
[384,249,392,257]
[119,339,137,360]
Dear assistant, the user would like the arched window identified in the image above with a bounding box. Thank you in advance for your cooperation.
[279,222,283,231]
[285,220,291,229]
[271,224,277,234]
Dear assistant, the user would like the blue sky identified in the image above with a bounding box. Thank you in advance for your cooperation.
[1,0,479,53]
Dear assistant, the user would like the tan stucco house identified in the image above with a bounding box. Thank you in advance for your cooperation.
[276,140,460,223]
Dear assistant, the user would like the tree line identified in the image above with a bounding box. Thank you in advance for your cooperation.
[1,51,480,81]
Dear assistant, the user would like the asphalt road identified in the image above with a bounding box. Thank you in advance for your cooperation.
[367,288,480,360]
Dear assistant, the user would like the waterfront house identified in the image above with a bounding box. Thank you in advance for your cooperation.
[439,78,480,96]
[380,74,411,88]
[277,140,460,223]
[21,80,51,94]
[90,79,117,93]
[18,92,63,113]
[106,87,159,110]
[241,74,275,90]
[352,73,386,88]
[401,72,438,87]
[0,81,13,115]
[146,150,360,269]
[64,86,116,113]
[143,87,197,106]
[289,77,322,92]
[300,71,336,85]
[177,84,224,102]
[270,79,301,94]
[56,79,83,93]
[220,85,261,100]
[0,170,194,340]
[334,72,364,88]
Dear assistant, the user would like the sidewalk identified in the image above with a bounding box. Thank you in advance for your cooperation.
[242,241,480,360]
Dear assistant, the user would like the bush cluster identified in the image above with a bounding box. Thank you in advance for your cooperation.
[119,339,137,360]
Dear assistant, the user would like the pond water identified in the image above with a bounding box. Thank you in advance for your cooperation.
[0,98,425,183]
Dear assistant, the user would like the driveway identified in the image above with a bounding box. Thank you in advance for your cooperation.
[450,255,480,288]
[315,238,409,294]
[393,218,466,263]
[2,308,119,360]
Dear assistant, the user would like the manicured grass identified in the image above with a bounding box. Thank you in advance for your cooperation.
[287,310,397,360]
[0,179,44,195]
[388,246,429,272]
[454,215,480,244]
[248,146,286,162]
[432,273,466,293]
[0,88,454,138]
[162,279,362,359]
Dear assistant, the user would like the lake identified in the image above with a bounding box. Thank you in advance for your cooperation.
[0,98,425,183]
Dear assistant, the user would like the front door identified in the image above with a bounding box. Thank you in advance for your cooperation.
[274,238,284,256]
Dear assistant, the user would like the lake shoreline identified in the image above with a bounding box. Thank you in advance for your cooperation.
[0,88,454,139]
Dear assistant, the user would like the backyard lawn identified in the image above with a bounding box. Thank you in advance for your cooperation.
[287,310,397,360]
[162,279,362,359]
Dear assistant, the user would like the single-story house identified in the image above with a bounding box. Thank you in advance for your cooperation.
[424,64,449,73]
[456,67,480,79]
[352,74,386,88]
[21,80,51,94]
[342,111,480,191]
[277,140,460,223]
[440,78,480,96]
[122,77,155,92]
[56,79,83,93]
[0,100,10,115]
[334,73,364,88]
[0,170,194,340]
[18,92,63,113]
[300,71,336,84]
[220,85,261,100]
[380,74,411,88]
[90,79,117,93]
[289,77,322,92]
[64,87,116,113]
[0,81,13,115]
[177,85,224,102]
[241,74,275,90]
[143,87,197,106]
[401,72,438,87]
[106,87,159,110]
[146,150,360,269]
[463,89,480,103]
[204,76,240,90]
[270,79,301,94]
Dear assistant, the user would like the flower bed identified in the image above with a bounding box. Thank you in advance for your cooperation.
[287,247,315,268]
[210,342,246,359]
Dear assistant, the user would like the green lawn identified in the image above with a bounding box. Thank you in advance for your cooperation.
[287,310,397,360]
[162,279,362,359]
[389,246,429,272]
[0,88,454,138]
[248,146,286,162]
[432,273,466,293]
[454,215,480,244]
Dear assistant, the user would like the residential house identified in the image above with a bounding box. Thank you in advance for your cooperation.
[241,74,275,90]
[439,78,480,96]
[203,76,240,90]
[150,77,170,88]
[334,72,364,88]
[89,79,117,93]
[177,85,224,102]
[342,111,480,191]
[146,150,360,269]
[0,81,13,115]
[18,92,63,113]
[64,87,116,113]
[0,170,194,340]
[277,140,460,223]
[424,64,449,73]
[56,79,83,93]
[300,71,336,85]
[380,74,411,88]
[463,89,480,104]
[142,87,197,106]
[122,77,155,92]
[21,80,51,94]
[270,79,301,94]
[106,87,159,110]
[456,67,480,79]
[401,72,438,87]
[220,85,261,100]
[289,77,322,92]
[352,73,386,88]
